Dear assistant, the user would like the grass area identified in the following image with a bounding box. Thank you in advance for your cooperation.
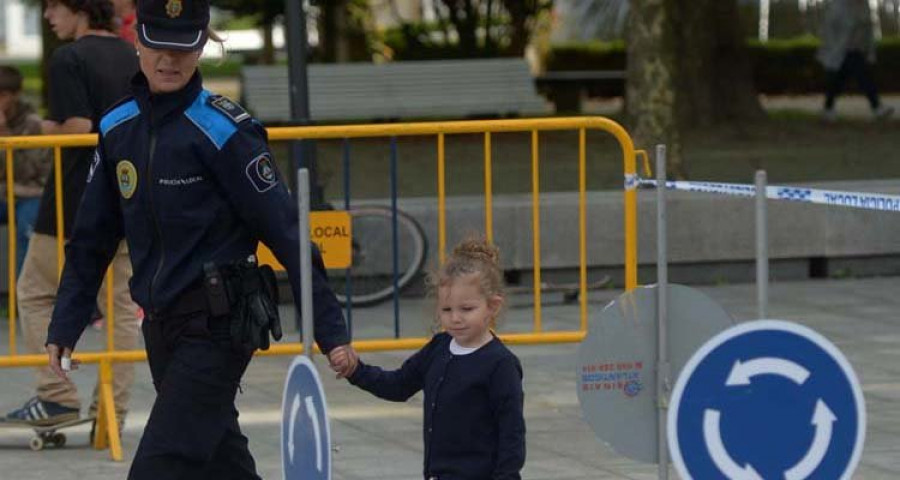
[16,59,244,101]
[268,113,900,202]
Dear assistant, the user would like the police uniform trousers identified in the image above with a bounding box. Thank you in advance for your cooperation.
[128,310,261,480]
[19,233,139,420]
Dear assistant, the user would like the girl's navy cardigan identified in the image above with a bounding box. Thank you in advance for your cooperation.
[348,332,526,479]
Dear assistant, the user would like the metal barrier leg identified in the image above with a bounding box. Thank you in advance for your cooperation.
[93,359,122,461]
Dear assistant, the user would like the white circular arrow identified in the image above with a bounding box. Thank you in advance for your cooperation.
[287,394,324,472]
[785,400,837,480]
[288,394,301,465]
[305,395,324,472]
[703,409,764,480]
[726,357,810,386]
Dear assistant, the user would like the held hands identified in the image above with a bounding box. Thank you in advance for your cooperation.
[327,344,359,379]
[45,343,79,380]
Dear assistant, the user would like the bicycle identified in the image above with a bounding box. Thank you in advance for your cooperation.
[327,206,428,307]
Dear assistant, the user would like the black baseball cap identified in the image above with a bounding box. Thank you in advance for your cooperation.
[137,0,209,51]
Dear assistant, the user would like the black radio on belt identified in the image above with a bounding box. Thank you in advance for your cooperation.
[203,261,232,317]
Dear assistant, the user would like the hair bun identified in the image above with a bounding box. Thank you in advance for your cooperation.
[452,238,499,266]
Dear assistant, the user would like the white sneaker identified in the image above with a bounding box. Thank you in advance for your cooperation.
[822,108,837,122]
[874,105,894,120]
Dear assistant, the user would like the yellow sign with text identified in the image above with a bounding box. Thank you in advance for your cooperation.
[257,211,352,270]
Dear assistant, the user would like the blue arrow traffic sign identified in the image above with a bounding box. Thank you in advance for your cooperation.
[668,320,865,480]
[282,356,331,480]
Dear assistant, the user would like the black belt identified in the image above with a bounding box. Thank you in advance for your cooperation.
[147,283,209,321]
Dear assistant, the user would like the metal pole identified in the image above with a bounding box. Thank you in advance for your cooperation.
[298,168,314,358]
[756,170,769,319]
[759,0,770,41]
[285,0,323,206]
[655,144,670,480]
[342,139,353,337]
[390,137,400,338]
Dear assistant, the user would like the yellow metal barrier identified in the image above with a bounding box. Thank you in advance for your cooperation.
[1,133,121,457]
[0,117,640,460]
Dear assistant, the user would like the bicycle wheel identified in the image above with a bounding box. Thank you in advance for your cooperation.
[328,206,428,307]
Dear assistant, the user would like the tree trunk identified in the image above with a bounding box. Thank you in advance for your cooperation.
[626,0,683,177]
[261,21,275,64]
[627,0,764,178]
[319,0,338,62]
[502,0,534,56]
[673,0,765,126]
[443,0,479,55]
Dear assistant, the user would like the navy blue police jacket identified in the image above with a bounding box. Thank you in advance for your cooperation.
[47,72,348,353]
[348,332,526,479]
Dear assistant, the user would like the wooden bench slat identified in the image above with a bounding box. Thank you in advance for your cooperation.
[241,58,549,122]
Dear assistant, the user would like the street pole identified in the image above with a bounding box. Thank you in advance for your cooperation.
[759,0,770,41]
[285,0,324,207]
[656,144,670,480]
[756,170,769,320]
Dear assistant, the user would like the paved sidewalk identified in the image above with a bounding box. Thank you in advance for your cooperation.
[0,277,899,479]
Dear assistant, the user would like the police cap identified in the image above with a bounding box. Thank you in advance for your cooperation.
[137,0,209,52]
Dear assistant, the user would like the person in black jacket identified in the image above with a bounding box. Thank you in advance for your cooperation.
[332,239,526,480]
[4,0,140,430]
[44,0,357,478]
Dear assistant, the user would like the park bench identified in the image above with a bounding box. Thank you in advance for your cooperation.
[240,58,551,123]
[534,70,626,113]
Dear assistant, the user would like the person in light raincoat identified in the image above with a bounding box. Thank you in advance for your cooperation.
[817,0,893,121]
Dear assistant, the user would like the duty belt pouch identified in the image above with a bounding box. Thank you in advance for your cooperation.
[229,263,282,353]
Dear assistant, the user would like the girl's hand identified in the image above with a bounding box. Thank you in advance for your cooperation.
[328,345,359,379]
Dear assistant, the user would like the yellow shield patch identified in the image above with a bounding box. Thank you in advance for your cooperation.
[165,0,183,18]
[116,160,138,199]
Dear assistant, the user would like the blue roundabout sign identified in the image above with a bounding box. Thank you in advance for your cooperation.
[668,320,865,480]
[282,356,331,480]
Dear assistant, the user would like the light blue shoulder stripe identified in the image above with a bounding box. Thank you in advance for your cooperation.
[184,90,238,150]
[99,100,139,136]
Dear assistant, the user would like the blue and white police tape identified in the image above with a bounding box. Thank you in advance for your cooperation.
[636,178,900,213]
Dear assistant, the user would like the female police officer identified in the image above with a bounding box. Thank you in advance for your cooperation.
[44,0,358,478]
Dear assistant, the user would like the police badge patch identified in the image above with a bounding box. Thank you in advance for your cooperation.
[245,153,278,193]
[116,160,138,199]
[165,0,183,18]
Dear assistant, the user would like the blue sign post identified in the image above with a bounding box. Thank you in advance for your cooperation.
[668,320,865,480]
[282,356,331,480]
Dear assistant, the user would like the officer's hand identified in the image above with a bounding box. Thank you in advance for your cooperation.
[46,343,78,380]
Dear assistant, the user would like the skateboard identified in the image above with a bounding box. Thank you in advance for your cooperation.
[507,276,612,303]
[0,416,96,451]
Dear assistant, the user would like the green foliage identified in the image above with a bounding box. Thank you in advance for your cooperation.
[216,0,282,22]
[381,0,552,60]
[544,37,900,95]
[544,40,626,70]
[219,14,263,30]
[381,23,519,60]
[198,59,245,78]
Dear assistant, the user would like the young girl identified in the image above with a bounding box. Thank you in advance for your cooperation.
[332,239,526,479]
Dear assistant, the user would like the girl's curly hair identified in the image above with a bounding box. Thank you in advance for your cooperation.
[50,0,116,32]
[426,237,505,330]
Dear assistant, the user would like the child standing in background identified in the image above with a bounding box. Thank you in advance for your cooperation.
[331,238,526,480]
[0,65,51,275]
